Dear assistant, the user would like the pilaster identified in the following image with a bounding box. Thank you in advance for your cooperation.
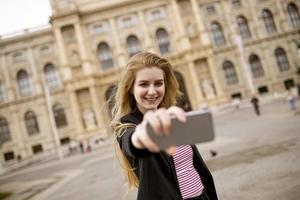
[109,18,126,67]
[190,0,211,46]
[54,27,72,80]
[74,22,93,75]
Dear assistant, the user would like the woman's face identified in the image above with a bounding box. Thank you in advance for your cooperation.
[133,67,165,114]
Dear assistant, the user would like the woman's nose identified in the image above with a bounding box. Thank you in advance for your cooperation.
[147,85,156,94]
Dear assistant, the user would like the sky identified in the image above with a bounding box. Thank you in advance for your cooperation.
[0,0,52,36]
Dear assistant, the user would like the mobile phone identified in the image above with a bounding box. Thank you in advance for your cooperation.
[146,111,215,149]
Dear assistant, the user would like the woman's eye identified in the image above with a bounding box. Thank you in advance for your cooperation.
[155,82,164,86]
[139,83,148,87]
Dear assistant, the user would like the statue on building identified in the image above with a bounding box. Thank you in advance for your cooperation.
[83,108,97,130]
[202,79,216,99]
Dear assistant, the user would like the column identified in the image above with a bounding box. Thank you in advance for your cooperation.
[90,87,107,136]
[27,47,42,95]
[168,0,191,51]
[221,0,236,44]
[190,0,211,46]
[248,0,263,39]
[54,27,72,80]
[207,57,224,96]
[109,18,126,67]
[0,55,13,101]
[138,10,155,52]
[275,0,287,32]
[187,61,204,107]
[74,22,93,75]
[69,91,83,133]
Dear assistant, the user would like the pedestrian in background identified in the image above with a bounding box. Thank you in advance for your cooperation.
[287,89,297,111]
[232,98,241,110]
[111,52,218,200]
[251,95,260,116]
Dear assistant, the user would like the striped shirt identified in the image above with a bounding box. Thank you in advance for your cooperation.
[173,145,204,200]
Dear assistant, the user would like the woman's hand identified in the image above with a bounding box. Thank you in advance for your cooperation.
[131,106,186,155]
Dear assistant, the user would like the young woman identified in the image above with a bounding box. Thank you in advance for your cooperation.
[111,52,218,200]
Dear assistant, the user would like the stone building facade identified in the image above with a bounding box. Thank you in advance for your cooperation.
[0,0,299,164]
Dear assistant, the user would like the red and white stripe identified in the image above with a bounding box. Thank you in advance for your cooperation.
[173,145,204,200]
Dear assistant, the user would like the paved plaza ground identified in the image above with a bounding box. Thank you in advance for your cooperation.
[0,98,300,200]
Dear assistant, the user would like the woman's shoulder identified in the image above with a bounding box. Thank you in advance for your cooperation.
[120,109,143,124]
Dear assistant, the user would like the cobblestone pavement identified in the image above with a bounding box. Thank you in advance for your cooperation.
[0,99,299,200]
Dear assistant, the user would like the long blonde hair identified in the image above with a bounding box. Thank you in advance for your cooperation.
[111,52,179,189]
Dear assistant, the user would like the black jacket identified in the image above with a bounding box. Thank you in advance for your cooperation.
[118,109,218,200]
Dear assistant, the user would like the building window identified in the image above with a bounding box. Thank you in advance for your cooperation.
[275,48,290,72]
[284,79,295,90]
[4,151,14,161]
[232,0,242,7]
[147,8,166,22]
[261,9,277,34]
[12,51,24,62]
[0,82,5,102]
[258,85,269,94]
[62,25,76,43]
[249,54,265,79]
[17,70,32,97]
[155,28,171,54]
[60,137,70,145]
[151,9,165,21]
[39,45,52,56]
[120,16,137,28]
[206,5,216,15]
[211,22,226,46]
[44,63,61,90]
[25,111,39,136]
[126,35,142,57]
[32,144,43,154]
[222,61,239,85]
[237,16,251,40]
[231,92,242,99]
[97,42,114,70]
[287,3,300,28]
[0,117,11,144]
[53,103,67,128]
[89,22,108,35]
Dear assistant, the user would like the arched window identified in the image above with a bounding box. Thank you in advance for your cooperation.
[17,70,32,96]
[0,82,5,102]
[222,61,239,85]
[44,63,61,90]
[53,104,67,128]
[126,35,142,57]
[287,3,300,28]
[275,48,290,72]
[211,22,226,46]
[261,9,277,33]
[155,28,171,54]
[97,42,114,70]
[237,16,251,40]
[25,111,39,135]
[249,54,265,79]
[0,117,11,144]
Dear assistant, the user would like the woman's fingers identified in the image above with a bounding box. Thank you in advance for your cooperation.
[134,122,160,152]
[155,108,171,135]
[137,106,188,153]
[144,111,163,135]
[167,106,186,123]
